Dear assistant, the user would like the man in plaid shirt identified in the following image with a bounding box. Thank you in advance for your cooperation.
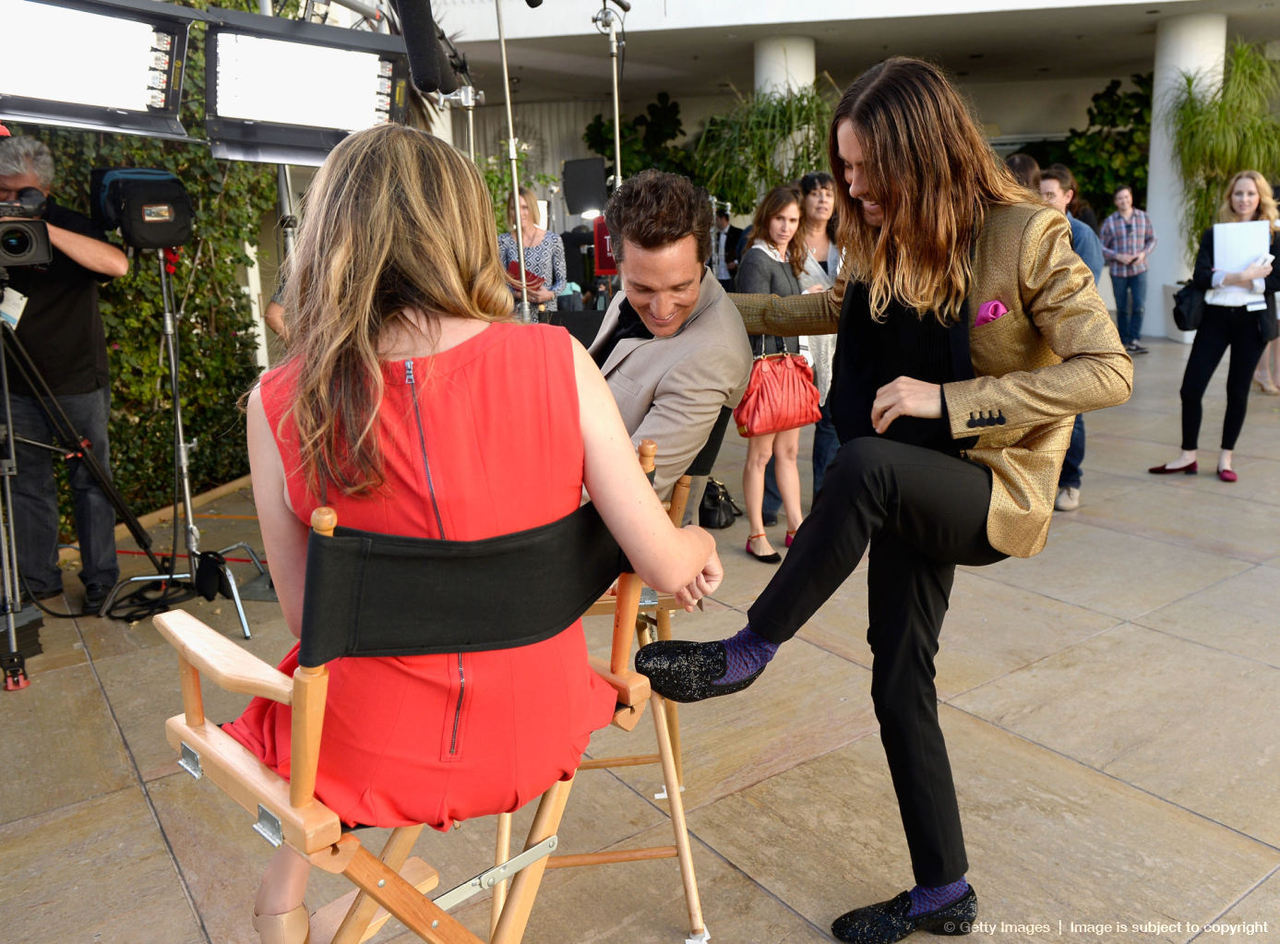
[1100,184,1157,354]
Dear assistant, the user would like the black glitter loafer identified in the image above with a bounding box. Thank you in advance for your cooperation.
[634,639,765,703]
[831,887,977,943]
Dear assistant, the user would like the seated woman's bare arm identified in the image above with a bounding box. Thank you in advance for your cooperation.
[246,387,310,637]
[573,340,722,607]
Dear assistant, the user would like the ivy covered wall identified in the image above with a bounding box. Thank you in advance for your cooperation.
[9,0,279,526]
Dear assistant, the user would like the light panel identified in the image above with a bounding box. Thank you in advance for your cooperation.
[214,33,393,131]
[0,0,197,139]
[205,7,410,166]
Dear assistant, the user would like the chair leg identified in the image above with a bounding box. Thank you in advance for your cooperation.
[341,846,477,944]
[490,812,513,939]
[489,776,575,944]
[650,693,706,940]
[329,826,425,944]
[655,607,685,787]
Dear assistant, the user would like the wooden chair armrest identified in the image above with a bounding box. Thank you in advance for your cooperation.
[155,609,293,704]
[164,714,342,853]
[588,655,650,708]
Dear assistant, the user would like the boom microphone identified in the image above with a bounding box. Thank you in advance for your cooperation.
[609,0,630,11]
[390,0,458,94]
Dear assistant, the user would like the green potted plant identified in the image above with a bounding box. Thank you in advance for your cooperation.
[1169,42,1280,265]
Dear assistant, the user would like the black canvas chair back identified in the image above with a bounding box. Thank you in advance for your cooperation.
[299,503,627,667]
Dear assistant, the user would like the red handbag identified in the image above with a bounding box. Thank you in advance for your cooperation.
[733,353,822,437]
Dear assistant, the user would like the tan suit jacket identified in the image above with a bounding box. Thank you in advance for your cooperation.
[731,203,1133,558]
[590,269,753,499]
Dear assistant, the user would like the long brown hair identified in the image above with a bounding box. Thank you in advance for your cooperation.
[281,124,512,498]
[750,183,805,276]
[828,57,1026,322]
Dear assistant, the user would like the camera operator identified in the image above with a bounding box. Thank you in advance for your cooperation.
[0,136,128,614]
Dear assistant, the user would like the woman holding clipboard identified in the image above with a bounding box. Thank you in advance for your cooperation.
[1149,170,1280,482]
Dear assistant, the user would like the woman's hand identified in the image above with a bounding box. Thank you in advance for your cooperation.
[871,376,942,434]
[672,544,723,612]
[1219,260,1273,288]
[803,284,825,294]
[530,286,556,303]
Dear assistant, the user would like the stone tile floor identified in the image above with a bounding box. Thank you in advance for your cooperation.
[1,338,1277,944]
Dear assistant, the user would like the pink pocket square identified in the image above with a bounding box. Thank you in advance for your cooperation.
[974,300,1008,327]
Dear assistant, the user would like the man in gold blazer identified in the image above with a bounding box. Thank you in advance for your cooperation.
[636,57,1135,943]
[731,202,1132,558]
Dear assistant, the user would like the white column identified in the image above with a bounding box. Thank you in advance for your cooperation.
[1146,13,1226,341]
[754,36,816,94]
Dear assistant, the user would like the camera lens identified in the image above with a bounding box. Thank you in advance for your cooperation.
[1,226,31,257]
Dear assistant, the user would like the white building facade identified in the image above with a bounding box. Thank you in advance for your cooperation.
[435,0,1280,339]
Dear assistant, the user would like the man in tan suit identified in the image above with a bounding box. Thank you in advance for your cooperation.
[588,170,753,501]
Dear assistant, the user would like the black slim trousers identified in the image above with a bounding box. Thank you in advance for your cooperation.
[748,437,1007,886]
[1180,305,1268,451]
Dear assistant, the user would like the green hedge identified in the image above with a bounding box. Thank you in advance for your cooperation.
[9,0,278,534]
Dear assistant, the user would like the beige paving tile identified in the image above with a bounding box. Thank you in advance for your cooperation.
[953,623,1280,847]
[798,568,1120,699]
[977,519,1253,621]
[1196,868,1280,942]
[92,599,297,782]
[589,628,878,810]
[0,662,134,825]
[19,614,89,674]
[1058,477,1280,562]
[689,708,1280,944]
[1136,563,1280,668]
[0,786,204,944]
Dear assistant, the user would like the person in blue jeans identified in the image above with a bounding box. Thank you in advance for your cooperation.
[1042,164,1107,511]
[1099,184,1157,354]
[0,136,128,615]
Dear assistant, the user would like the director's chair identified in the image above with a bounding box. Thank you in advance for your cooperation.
[489,449,709,944]
[157,480,653,944]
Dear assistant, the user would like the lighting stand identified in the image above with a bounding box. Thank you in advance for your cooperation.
[493,0,532,323]
[592,2,626,189]
[98,252,264,637]
[441,84,482,162]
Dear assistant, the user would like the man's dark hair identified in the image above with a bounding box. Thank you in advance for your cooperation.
[1041,164,1078,196]
[715,207,730,222]
[605,169,713,264]
[1004,152,1040,190]
[1113,183,1133,199]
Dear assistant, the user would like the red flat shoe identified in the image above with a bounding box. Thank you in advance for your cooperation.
[1217,467,1238,483]
[1148,461,1197,475]
[784,529,797,548]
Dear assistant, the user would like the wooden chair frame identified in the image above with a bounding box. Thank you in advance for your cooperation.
[157,495,653,944]
[490,458,710,944]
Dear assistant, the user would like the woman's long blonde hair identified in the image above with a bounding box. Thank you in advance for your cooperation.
[828,57,1027,323]
[1217,169,1279,226]
[280,124,513,498]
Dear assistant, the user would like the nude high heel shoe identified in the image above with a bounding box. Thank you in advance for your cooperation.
[253,905,310,944]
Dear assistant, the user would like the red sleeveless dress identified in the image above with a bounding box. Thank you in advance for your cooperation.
[225,323,616,830]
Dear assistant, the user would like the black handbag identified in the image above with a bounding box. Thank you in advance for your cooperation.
[699,478,742,529]
[1172,281,1204,331]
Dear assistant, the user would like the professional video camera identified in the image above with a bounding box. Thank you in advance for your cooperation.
[0,188,52,269]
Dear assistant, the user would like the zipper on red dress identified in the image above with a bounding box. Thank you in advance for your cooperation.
[405,359,463,755]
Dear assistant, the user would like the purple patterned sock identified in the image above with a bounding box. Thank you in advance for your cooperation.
[716,626,779,686]
[908,878,969,917]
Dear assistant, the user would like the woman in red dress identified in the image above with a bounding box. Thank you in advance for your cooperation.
[232,125,723,944]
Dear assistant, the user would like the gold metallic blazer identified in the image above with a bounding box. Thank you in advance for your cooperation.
[730,203,1133,558]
